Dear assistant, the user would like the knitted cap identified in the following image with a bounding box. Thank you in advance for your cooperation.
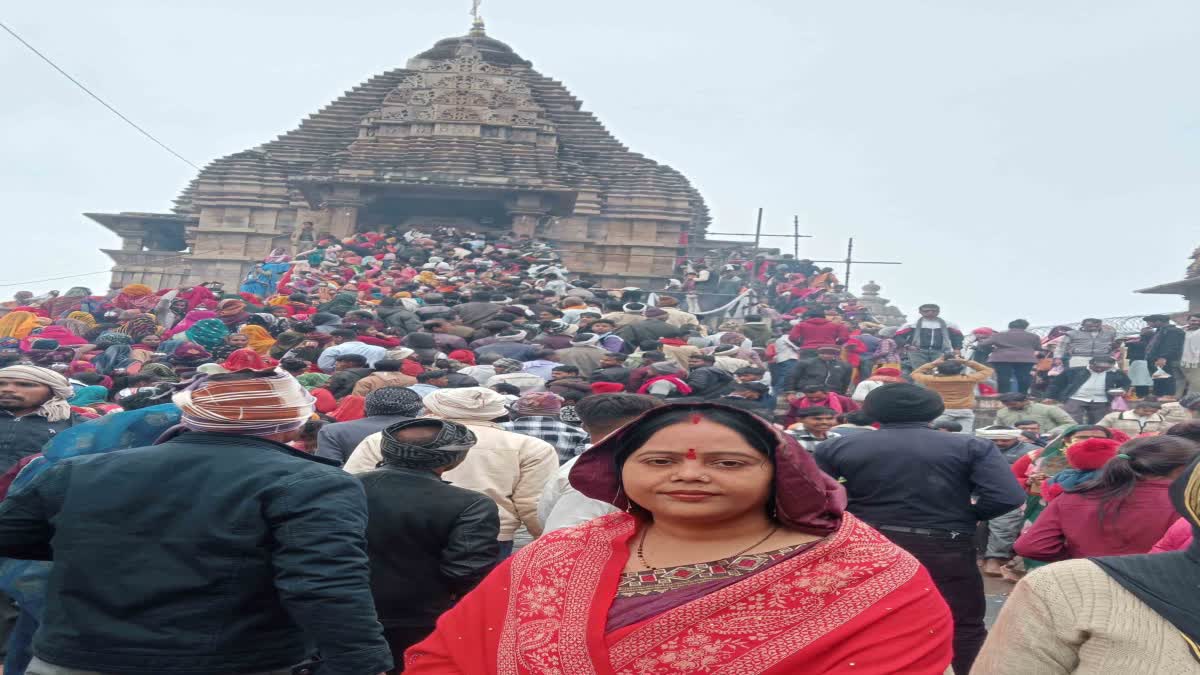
[863,383,945,424]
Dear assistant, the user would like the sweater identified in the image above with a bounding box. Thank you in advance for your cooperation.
[971,559,1200,674]
[343,422,558,542]
[786,318,849,349]
[976,329,1042,363]
[910,360,994,409]
[994,402,1076,436]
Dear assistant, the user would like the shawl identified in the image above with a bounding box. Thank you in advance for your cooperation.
[94,331,133,349]
[0,312,39,339]
[185,319,230,350]
[176,285,217,311]
[20,326,87,351]
[52,319,92,338]
[1092,453,1200,663]
[68,385,110,407]
[0,365,74,422]
[172,371,315,437]
[404,512,951,674]
[139,362,180,383]
[296,373,331,390]
[116,314,159,341]
[239,324,276,356]
[165,310,217,338]
[331,395,366,422]
[216,299,251,328]
[66,311,97,329]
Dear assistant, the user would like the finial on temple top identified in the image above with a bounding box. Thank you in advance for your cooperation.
[469,0,487,36]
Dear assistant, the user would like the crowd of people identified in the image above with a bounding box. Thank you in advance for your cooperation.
[0,224,1196,674]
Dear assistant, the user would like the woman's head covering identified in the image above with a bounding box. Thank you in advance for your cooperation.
[66,311,97,328]
[139,362,180,383]
[509,391,564,416]
[331,395,366,422]
[185,319,230,350]
[1035,424,1116,479]
[222,348,270,372]
[121,284,153,298]
[448,349,476,366]
[170,342,212,364]
[94,331,133,349]
[296,372,331,390]
[1092,453,1200,663]
[380,419,477,469]
[424,387,509,421]
[68,385,110,407]
[650,360,682,374]
[117,314,159,341]
[172,370,315,437]
[93,344,135,376]
[862,383,945,424]
[0,312,40,339]
[0,365,74,422]
[571,401,846,536]
[238,324,276,355]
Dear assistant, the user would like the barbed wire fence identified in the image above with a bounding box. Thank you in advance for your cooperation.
[1028,315,1150,338]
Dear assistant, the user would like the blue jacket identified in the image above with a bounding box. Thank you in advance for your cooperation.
[0,431,392,675]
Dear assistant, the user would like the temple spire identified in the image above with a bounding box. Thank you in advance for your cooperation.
[469,0,487,36]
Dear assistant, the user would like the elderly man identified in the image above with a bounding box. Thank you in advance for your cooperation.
[0,365,82,474]
[357,419,499,670]
[500,392,590,464]
[0,370,392,675]
[317,386,424,465]
[344,388,558,558]
[993,393,1075,436]
[974,426,1039,577]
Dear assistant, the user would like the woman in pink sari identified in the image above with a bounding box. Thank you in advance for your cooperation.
[405,402,953,674]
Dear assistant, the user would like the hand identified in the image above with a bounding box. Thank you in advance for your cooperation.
[1155,358,1167,368]
[952,350,962,358]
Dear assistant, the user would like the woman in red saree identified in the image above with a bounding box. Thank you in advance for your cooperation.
[405,402,952,674]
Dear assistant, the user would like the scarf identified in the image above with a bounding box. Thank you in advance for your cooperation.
[66,311,97,329]
[222,348,270,372]
[93,345,135,375]
[239,325,276,356]
[68,385,110,407]
[1092,454,1200,663]
[185,319,230,350]
[0,312,39,339]
[0,365,74,422]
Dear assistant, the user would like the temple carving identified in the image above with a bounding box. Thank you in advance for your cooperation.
[89,20,710,289]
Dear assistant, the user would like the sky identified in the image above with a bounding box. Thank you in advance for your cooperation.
[2,0,1197,328]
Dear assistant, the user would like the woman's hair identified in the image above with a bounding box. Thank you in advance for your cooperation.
[614,407,776,472]
[1063,425,1108,441]
[1166,421,1200,444]
[1077,435,1200,520]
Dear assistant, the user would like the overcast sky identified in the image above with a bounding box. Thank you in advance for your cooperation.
[2,1,1197,328]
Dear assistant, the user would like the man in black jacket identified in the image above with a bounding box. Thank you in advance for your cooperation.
[684,354,735,399]
[1049,355,1132,424]
[1145,314,1187,396]
[0,370,392,675]
[357,419,499,670]
[0,365,81,474]
[815,383,1024,675]
[786,347,853,394]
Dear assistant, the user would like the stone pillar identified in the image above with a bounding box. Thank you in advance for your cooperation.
[322,186,365,240]
[506,194,548,239]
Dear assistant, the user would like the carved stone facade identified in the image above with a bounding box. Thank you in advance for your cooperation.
[857,280,907,326]
[89,23,709,289]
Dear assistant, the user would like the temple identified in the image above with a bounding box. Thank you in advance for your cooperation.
[88,18,709,289]
[1136,246,1200,314]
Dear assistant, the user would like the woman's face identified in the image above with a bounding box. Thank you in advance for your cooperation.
[621,419,774,524]
[1066,430,1107,446]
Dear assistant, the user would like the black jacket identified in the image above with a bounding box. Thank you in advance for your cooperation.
[616,319,680,350]
[0,432,391,675]
[685,366,735,399]
[356,467,499,628]
[328,367,374,399]
[0,412,80,474]
[787,358,853,394]
[377,306,422,335]
[1147,325,1187,363]
[815,422,1025,532]
[1049,367,1132,402]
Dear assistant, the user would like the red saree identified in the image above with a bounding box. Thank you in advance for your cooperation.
[405,513,952,674]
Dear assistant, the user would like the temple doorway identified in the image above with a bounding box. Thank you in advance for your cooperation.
[357,194,513,234]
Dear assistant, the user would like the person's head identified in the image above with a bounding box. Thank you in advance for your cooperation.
[734,367,765,383]
[550,365,579,380]
[801,384,829,401]
[1132,400,1163,417]
[417,369,450,387]
[590,319,615,335]
[918,304,940,318]
[816,346,840,361]
[1080,318,1103,332]
[492,358,523,374]
[998,392,1030,410]
[583,405,842,531]
[364,386,424,417]
[1008,319,1030,330]
[935,359,965,375]
[278,358,309,376]
[0,365,71,417]
[1014,419,1042,435]
[599,352,627,369]
[330,328,359,345]
[1166,421,1200,444]
[840,410,876,427]
[863,383,945,425]
[172,370,315,442]
[226,333,250,348]
[140,334,162,348]
[334,354,368,372]
[1061,425,1112,446]
[791,406,837,434]
[269,305,290,318]
[1089,355,1117,373]
[379,418,477,474]
[687,354,715,369]
[471,291,493,303]
[732,382,769,400]
[975,425,1025,450]
[1078,435,1200,515]
[491,382,521,397]
[422,320,448,333]
[640,351,665,366]
[1188,314,1200,329]
[1143,314,1172,329]
[537,309,563,322]
[932,420,962,433]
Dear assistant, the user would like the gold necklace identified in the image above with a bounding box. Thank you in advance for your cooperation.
[636,525,779,570]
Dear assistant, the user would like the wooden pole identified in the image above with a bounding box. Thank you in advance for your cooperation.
[845,238,854,288]
[753,207,764,252]
[793,215,800,258]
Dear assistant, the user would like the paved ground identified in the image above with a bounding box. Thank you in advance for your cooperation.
[983,575,1015,627]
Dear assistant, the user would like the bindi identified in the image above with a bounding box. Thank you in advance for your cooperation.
[690,413,702,425]
[685,448,698,460]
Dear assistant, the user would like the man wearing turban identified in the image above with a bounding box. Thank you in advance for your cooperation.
[355,419,499,668]
[0,370,394,674]
[0,365,80,473]
[344,387,558,558]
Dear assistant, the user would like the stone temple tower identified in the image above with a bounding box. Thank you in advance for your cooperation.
[88,20,710,290]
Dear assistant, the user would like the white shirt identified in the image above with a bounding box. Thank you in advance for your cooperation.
[1183,328,1200,368]
[316,341,387,373]
[1072,369,1110,403]
[538,455,618,534]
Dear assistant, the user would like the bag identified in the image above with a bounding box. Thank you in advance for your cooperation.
[1151,367,1171,380]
